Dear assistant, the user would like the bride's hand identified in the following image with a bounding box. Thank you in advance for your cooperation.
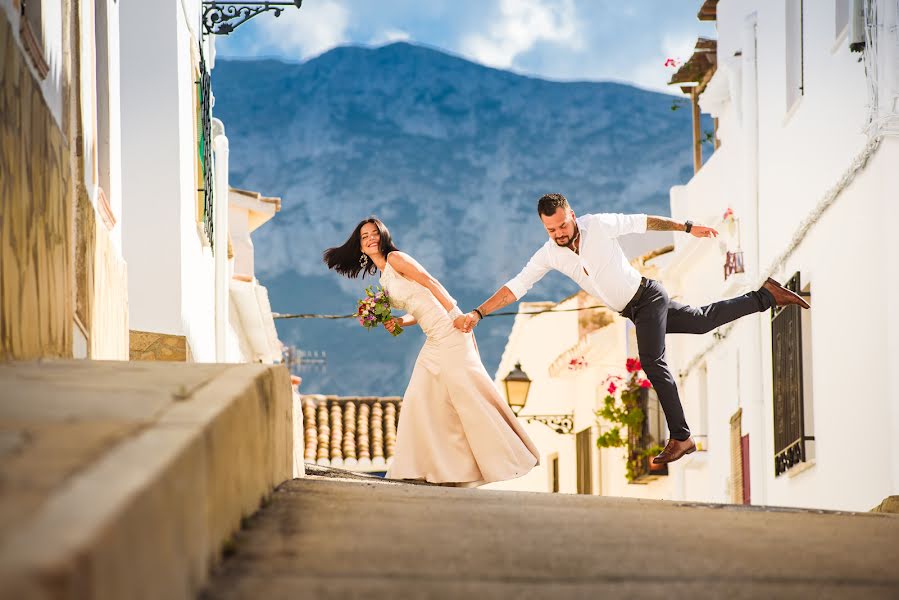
[383,318,399,333]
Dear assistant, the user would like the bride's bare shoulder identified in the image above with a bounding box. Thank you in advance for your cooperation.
[386,251,415,269]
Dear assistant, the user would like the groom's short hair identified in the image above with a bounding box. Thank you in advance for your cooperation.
[537,193,570,217]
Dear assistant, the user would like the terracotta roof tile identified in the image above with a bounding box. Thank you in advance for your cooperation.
[301,395,402,472]
[697,0,718,21]
[669,38,718,91]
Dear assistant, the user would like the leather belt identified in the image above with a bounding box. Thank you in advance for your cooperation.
[620,277,648,317]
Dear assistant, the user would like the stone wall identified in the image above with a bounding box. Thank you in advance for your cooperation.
[130,330,189,361]
[1,16,73,360]
[1,12,128,361]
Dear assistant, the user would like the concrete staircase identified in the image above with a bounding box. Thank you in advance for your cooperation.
[201,466,899,599]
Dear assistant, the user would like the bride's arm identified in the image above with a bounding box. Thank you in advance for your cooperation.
[386,252,462,317]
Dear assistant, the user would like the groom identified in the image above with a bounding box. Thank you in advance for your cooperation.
[458,193,810,465]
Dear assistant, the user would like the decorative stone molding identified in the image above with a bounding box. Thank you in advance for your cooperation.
[129,331,188,362]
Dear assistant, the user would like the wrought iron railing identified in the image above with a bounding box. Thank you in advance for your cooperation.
[197,46,214,252]
[771,272,810,476]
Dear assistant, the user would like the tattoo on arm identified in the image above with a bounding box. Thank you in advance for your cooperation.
[477,286,517,317]
[646,216,686,232]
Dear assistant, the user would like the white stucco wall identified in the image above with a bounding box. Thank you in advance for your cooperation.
[120,0,217,360]
[662,0,899,511]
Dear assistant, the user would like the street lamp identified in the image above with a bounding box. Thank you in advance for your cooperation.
[504,361,575,435]
[503,362,532,416]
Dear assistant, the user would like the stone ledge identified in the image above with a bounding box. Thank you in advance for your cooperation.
[870,496,899,514]
[0,360,294,599]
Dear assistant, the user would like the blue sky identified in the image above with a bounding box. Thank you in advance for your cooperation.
[214,0,716,94]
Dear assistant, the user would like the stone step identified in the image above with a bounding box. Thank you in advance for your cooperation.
[0,360,294,600]
[202,475,899,599]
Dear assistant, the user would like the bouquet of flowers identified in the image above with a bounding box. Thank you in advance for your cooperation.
[357,285,403,336]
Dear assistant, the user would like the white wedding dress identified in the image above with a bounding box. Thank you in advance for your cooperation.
[380,260,539,486]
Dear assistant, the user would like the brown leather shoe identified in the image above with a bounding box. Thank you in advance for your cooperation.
[763,277,810,309]
[652,437,697,465]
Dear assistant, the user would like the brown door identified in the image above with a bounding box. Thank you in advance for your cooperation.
[576,428,592,494]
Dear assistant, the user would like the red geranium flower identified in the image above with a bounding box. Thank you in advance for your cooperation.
[640,379,652,389]
[626,358,642,373]
[607,382,617,395]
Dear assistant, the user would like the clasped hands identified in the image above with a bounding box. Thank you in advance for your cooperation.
[453,311,481,333]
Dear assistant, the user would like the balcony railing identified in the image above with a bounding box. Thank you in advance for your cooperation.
[197,47,214,252]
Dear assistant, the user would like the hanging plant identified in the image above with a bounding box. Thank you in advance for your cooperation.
[595,358,663,482]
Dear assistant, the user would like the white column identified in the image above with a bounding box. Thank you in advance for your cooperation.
[213,119,229,362]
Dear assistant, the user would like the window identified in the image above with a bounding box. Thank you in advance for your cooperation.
[835,0,850,39]
[576,428,592,494]
[629,388,669,482]
[785,0,805,110]
[771,272,813,476]
[695,364,710,451]
[549,455,559,493]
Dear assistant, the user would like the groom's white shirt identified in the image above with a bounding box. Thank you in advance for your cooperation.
[505,213,648,313]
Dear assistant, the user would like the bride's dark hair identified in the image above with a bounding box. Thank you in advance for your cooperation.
[323,217,399,278]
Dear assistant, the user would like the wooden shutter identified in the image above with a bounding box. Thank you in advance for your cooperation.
[729,408,744,504]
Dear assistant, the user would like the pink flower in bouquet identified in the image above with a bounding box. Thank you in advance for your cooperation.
[625,358,642,373]
[356,285,403,336]
[640,379,652,389]
[607,382,617,395]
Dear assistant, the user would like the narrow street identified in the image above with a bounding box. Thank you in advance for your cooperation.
[201,467,899,599]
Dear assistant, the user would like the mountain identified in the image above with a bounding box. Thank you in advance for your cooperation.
[212,42,707,396]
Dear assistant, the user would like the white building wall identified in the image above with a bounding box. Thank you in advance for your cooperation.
[662,0,899,511]
[484,302,580,494]
[120,0,218,360]
[120,0,185,336]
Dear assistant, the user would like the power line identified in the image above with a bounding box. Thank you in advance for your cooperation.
[272,304,609,320]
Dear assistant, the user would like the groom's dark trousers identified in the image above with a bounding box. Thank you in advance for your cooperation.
[619,278,775,441]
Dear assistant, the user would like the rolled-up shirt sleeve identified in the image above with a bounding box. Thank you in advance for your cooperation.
[505,245,552,300]
[589,213,647,237]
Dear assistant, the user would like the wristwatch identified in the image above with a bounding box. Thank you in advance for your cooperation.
[684,220,693,234]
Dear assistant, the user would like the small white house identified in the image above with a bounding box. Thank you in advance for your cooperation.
[227,187,283,364]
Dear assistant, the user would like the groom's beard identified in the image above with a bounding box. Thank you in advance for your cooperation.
[554,225,580,249]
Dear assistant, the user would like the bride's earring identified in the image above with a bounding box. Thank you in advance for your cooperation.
[359,254,369,268]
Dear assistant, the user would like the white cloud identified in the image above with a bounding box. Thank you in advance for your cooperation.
[460,0,583,69]
[369,28,412,46]
[244,0,350,60]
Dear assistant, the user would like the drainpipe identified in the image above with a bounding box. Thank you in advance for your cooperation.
[212,118,229,362]
[741,14,767,505]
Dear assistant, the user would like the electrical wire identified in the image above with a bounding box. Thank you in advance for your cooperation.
[273,303,610,320]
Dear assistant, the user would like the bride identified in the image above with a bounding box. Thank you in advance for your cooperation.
[324,217,539,487]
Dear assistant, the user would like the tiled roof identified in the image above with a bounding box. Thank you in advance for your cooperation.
[697,0,718,21]
[669,38,718,92]
[301,395,401,472]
